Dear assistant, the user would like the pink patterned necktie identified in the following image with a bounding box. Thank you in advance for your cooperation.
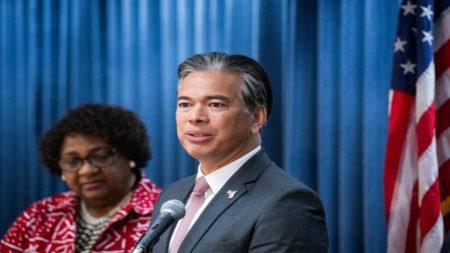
[170,176,210,253]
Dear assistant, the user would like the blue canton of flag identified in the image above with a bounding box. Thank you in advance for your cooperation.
[391,0,434,94]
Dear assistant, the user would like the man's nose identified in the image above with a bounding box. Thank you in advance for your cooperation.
[189,105,208,124]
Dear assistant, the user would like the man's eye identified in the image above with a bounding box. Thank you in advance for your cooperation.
[209,102,225,108]
[178,102,191,108]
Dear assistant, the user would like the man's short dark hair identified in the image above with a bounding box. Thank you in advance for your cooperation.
[178,52,273,118]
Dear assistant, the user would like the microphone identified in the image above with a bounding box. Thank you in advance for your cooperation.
[132,199,186,253]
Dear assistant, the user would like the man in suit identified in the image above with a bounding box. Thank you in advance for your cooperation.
[150,52,328,253]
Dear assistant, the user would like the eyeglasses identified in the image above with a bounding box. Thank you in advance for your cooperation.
[59,148,117,172]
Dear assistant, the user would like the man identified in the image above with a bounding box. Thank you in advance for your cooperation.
[150,52,328,252]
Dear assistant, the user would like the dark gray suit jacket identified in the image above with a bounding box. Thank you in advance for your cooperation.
[150,150,328,253]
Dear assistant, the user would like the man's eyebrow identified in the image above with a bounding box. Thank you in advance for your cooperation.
[177,96,191,101]
[205,95,230,102]
[177,95,231,102]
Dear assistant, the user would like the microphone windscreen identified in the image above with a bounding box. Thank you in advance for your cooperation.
[161,199,186,220]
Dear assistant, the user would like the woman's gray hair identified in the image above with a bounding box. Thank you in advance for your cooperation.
[178,52,273,118]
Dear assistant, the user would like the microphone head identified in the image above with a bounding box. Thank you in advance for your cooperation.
[161,199,186,220]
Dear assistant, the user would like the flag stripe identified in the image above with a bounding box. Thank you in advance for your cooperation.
[420,179,442,241]
[440,159,450,214]
[437,128,450,168]
[387,102,418,253]
[437,100,450,137]
[405,182,419,253]
[436,69,450,108]
[433,7,450,51]
[434,39,450,78]
[416,103,436,157]
[384,91,414,220]
[415,62,435,123]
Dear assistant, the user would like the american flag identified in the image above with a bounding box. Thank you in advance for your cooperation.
[384,0,450,252]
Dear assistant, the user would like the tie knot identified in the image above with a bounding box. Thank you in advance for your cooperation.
[193,176,209,195]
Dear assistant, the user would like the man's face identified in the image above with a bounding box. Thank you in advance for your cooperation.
[176,70,263,174]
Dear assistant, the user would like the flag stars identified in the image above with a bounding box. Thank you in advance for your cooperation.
[400,60,416,75]
[401,1,417,16]
[394,37,407,52]
[422,30,433,45]
[420,5,433,20]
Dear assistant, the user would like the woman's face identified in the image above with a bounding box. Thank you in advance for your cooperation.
[59,133,135,212]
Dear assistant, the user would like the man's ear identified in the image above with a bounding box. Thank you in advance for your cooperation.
[251,106,267,134]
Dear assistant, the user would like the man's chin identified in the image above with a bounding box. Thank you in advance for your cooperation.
[183,145,208,157]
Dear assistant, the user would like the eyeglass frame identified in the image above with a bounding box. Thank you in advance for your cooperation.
[58,147,117,172]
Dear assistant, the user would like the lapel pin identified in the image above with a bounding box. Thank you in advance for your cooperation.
[226,190,238,199]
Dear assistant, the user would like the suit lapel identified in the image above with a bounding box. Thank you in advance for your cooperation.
[179,150,273,252]
[179,177,247,252]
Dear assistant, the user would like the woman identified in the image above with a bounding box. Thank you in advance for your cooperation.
[0,103,161,252]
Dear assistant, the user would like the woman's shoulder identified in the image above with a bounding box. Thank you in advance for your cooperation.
[25,191,78,216]
[139,176,161,192]
[129,176,161,214]
[1,192,78,250]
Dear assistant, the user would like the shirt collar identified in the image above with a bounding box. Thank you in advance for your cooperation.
[197,145,261,194]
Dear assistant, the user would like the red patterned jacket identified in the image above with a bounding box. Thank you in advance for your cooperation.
[0,175,160,253]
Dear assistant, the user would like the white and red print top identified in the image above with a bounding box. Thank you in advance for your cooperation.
[0,176,160,253]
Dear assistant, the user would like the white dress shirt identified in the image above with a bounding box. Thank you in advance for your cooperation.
[169,145,261,248]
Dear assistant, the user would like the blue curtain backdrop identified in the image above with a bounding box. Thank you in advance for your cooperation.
[0,0,398,252]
